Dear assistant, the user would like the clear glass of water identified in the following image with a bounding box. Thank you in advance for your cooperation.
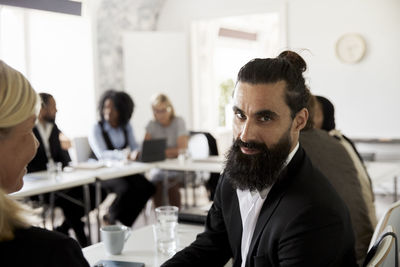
[154,206,179,255]
[47,161,62,180]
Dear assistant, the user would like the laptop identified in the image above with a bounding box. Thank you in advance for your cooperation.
[178,203,211,225]
[139,139,167,162]
[71,137,105,169]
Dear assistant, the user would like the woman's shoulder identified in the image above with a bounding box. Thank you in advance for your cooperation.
[3,227,89,266]
[14,226,73,242]
[172,116,185,125]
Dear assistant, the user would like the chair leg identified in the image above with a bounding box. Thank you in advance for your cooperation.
[49,192,55,230]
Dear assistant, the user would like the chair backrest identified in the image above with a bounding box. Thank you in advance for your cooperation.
[189,131,219,156]
[363,225,397,267]
[370,200,400,248]
[188,133,210,159]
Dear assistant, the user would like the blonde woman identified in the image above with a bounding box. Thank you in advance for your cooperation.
[0,61,89,266]
[145,93,188,208]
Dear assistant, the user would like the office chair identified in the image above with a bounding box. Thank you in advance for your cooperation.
[188,131,220,201]
[363,225,398,267]
[370,200,400,248]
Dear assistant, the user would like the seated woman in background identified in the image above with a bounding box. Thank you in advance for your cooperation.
[313,95,375,206]
[89,89,155,226]
[0,60,89,266]
[301,94,376,265]
[145,93,188,208]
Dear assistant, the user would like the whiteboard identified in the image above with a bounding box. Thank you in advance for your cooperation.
[123,32,190,142]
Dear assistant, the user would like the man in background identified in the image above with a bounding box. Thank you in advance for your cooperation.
[28,93,90,247]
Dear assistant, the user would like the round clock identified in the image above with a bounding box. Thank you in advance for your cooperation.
[335,34,366,64]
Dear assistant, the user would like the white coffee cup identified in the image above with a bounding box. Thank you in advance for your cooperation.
[100,225,131,255]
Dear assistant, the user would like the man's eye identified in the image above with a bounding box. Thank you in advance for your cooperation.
[235,112,246,120]
[260,116,271,122]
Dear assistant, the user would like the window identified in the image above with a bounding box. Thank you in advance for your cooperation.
[0,5,95,138]
[191,12,284,132]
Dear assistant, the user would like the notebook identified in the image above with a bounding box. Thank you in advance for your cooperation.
[139,139,167,162]
[93,260,144,267]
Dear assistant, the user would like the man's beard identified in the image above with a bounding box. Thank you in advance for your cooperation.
[43,114,55,123]
[224,131,293,192]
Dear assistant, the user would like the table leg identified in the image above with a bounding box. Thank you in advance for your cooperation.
[49,192,55,230]
[183,171,188,209]
[192,171,197,207]
[394,176,398,202]
[83,184,92,245]
[95,179,102,243]
[163,172,169,205]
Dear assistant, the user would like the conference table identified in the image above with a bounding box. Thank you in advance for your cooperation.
[83,223,204,267]
[11,158,222,243]
[12,162,156,244]
[156,156,223,207]
[364,160,400,201]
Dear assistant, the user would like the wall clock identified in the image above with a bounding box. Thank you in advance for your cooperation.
[335,33,366,64]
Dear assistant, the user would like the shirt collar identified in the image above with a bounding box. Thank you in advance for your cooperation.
[285,142,299,166]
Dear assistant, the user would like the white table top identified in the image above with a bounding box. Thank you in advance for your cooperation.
[95,161,155,181]
[83,223,204,266]
[156,157,223,173]
[365,161,400,185]
[11,170,96,198]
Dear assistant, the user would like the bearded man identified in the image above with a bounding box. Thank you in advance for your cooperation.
[27,93,92,247]
[27,93,71,172]
[162,51,357,267]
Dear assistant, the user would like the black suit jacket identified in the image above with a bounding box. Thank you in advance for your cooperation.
[0,227,89,267]
[28,124,71,172]
[162,146,357,267]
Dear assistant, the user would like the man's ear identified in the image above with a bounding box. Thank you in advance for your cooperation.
[293,108,309,131]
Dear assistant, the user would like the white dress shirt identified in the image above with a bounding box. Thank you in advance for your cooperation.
[237,142,299,267]
[36,122,54,163]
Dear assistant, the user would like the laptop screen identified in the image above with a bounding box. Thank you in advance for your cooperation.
[140,139,167,162]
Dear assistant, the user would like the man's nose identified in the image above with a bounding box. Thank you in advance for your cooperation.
[239,120,256,143]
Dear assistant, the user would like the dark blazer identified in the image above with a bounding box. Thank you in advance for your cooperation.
[28,124,71,172]
[162,146,357,267]
[0,226,89,267]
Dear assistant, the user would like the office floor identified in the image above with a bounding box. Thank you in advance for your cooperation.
[34,186,394,248]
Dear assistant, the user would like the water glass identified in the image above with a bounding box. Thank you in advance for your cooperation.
[47,161,62,179]
[154,206,179,254]
[178,149,190,165]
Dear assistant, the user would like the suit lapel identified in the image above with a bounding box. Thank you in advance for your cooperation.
[245,147,305,265]
[226,180,243,263]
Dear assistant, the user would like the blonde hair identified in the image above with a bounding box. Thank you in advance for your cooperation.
[0,189,32,241]
[0,60,38,137]
[0,61,38,240]
[151,93,175,119]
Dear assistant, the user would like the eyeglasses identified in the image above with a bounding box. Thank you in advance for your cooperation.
[153,107,171,114]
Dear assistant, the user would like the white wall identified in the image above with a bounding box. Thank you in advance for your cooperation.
[288,0,400,139]
[123,31,190,142]
[156,0,400,139]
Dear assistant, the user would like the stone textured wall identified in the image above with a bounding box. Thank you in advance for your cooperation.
[96,0,164,95]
